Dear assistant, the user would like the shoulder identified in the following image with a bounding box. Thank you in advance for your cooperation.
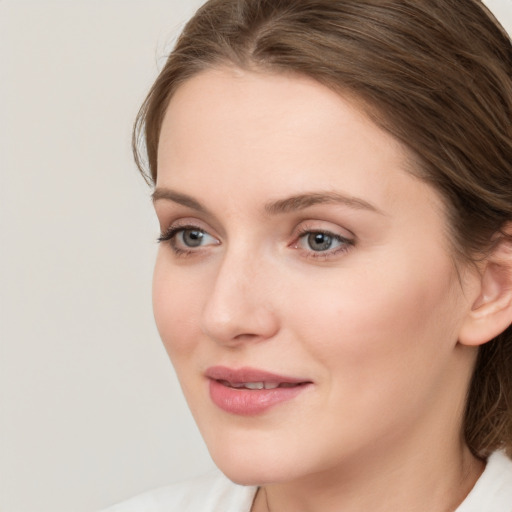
[100,471,257,512]
[457,451,512,512]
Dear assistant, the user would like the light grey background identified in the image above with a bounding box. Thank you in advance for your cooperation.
[1,1,511,511]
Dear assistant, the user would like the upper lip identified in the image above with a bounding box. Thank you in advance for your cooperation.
[205,366,311,385]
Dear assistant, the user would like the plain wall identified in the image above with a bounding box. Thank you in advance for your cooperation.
[1,1,511,511]
[1,2,212,511]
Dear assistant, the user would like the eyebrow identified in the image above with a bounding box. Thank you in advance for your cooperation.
[152,188,382,216]
[264,191,381,215]
[152,188,211,214]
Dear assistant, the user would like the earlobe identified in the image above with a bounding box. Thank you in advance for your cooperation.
[458,232,512,347]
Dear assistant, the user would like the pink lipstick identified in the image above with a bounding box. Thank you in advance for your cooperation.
[205,366,312,415]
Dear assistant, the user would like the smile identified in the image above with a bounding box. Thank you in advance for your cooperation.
[206,366,312,415]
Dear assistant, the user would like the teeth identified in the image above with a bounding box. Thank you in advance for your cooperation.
[225,381,281,390]
[219,380,298,390]
[244,382,264,390]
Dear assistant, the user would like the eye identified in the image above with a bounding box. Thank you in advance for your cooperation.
[303,232,338,252]
[293,227,354,258]
[178,228,209,248]
[158,224,219,254]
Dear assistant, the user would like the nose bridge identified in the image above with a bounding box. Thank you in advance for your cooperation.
[200,243,278,344]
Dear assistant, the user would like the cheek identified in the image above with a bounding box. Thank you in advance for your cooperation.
[287,248,462,387]
[280,254,465,447]
[152,253,204,361]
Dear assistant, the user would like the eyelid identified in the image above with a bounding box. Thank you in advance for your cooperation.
[292,220,355,241]
[154,204,226,240]
[157,215,216,238]
[157,220,220,255]
[290,221,356,259]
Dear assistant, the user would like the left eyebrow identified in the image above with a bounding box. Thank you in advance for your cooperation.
[264,192,383,215]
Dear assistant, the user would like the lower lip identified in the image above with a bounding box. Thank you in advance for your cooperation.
[208,379,310,415]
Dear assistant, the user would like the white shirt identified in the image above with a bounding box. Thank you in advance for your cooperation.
[101,451,512,511]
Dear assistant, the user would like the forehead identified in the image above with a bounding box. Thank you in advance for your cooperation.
[160,66,390,144]
[160,69,402,172]
[157,67,444,222]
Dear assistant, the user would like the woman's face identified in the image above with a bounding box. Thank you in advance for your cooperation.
[153,67,477,485]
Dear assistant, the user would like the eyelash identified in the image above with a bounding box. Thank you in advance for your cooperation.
[293,226,355,260]
[157,223,355,260]
[157,224,210,257]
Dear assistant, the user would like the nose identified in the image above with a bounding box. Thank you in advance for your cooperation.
[200,251,280,346]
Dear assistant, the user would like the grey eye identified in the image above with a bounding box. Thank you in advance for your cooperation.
[306,232,335,251]
[180,229,205,247]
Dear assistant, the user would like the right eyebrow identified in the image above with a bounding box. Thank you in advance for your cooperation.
[152,188,211,215]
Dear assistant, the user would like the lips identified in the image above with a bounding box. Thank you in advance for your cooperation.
[205,366,312,415]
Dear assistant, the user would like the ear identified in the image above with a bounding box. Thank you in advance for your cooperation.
[458,228,512,347]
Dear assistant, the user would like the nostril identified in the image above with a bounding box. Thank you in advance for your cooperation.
[233,333,260,341]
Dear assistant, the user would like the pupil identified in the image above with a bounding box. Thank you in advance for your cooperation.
[308,232,332,251]
[183,229,203,247]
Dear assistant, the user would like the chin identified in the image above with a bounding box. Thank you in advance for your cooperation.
[206,438,310,486]
[216,461,292,487]
[208,445,269,485]
[221,469,267,487]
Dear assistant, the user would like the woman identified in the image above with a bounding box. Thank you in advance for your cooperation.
[105,0,512,510]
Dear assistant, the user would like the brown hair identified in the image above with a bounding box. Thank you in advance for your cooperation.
[134,0,512,458]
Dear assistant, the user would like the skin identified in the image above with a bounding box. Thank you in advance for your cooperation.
[152,67,485,511]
